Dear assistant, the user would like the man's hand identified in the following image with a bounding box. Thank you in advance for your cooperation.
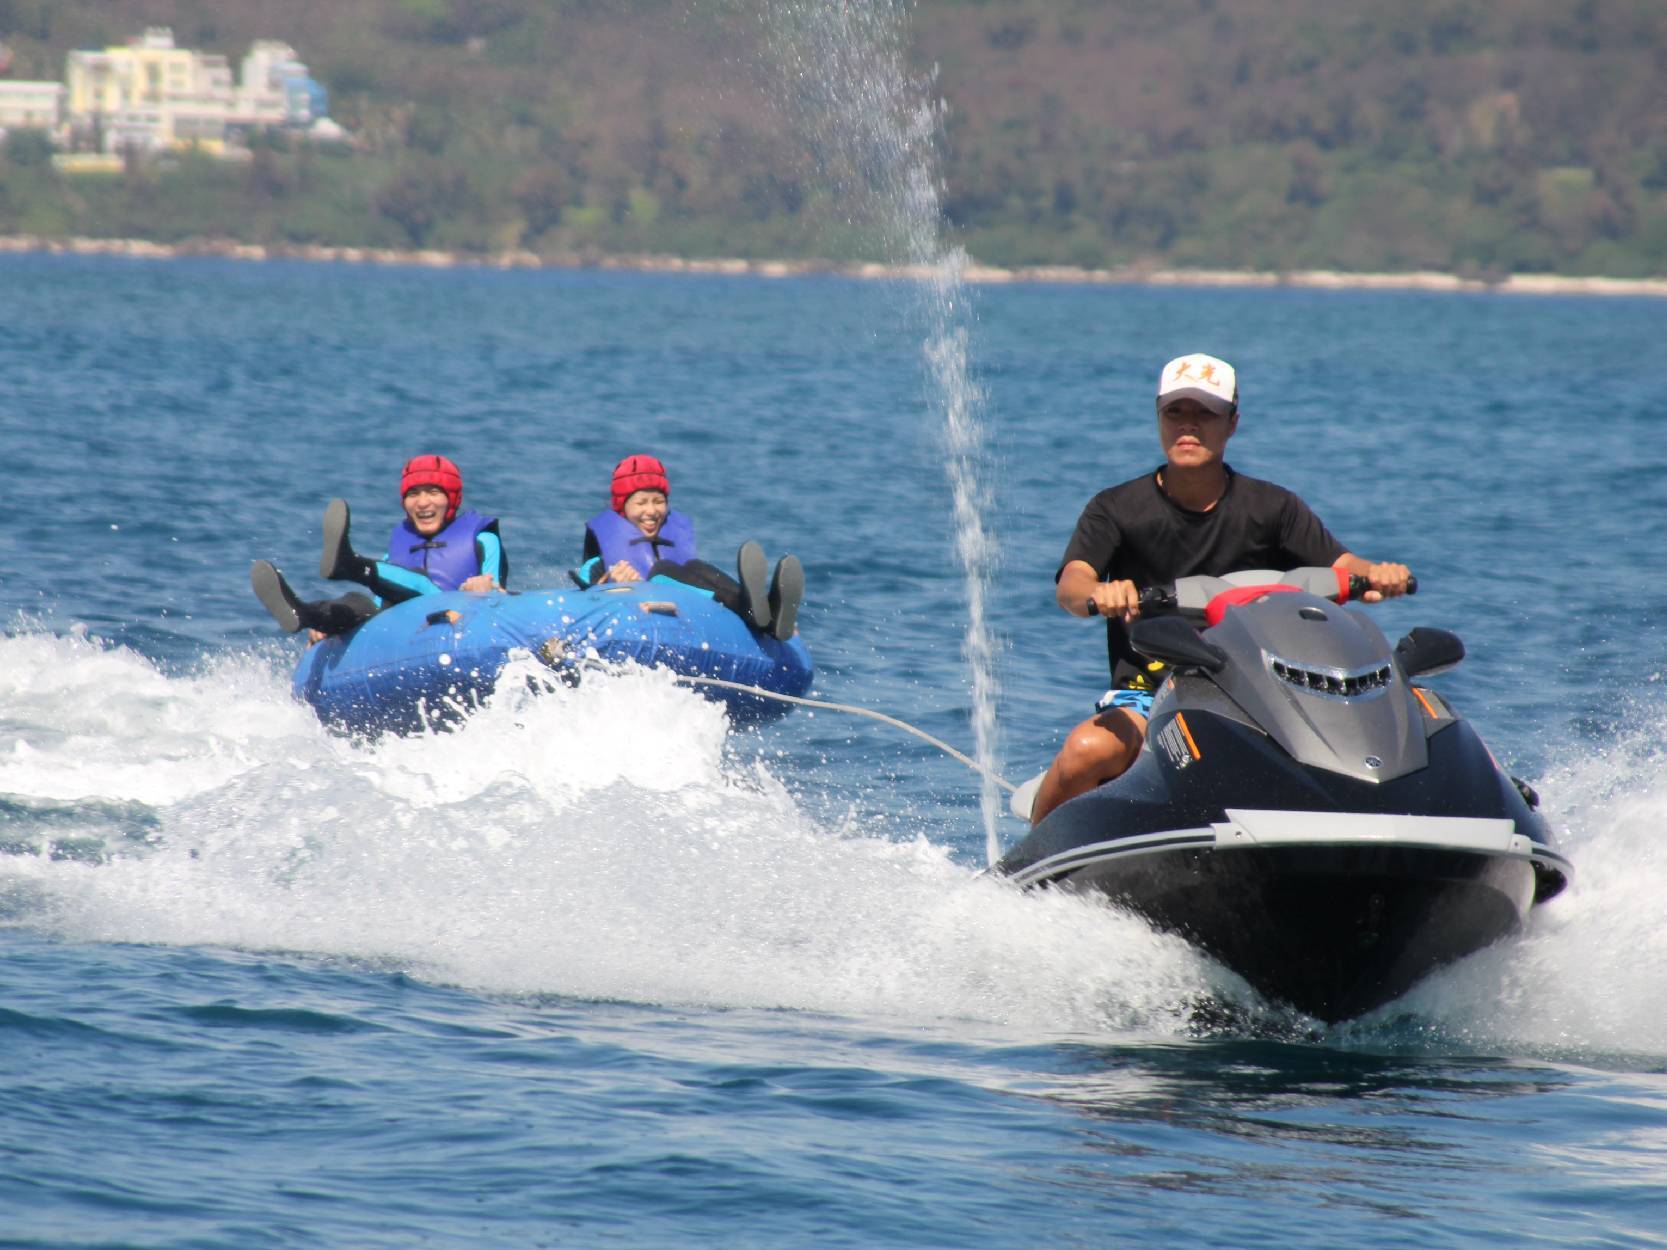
[1086,579,1142,622]
[1343,559,1412,602]
[459,574,501,593]
[1366,562,1412,602]
[1058,560,1140,621]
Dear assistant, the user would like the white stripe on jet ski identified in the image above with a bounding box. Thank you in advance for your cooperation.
[1010,809,1571,889]
[1007,828,1219,887]
[1218,809,1573,881]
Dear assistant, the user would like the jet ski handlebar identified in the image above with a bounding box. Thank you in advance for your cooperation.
[1088,568,1416,617]
[1346,573,1419,599]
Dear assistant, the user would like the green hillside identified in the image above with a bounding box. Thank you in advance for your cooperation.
[3,0,1665,276]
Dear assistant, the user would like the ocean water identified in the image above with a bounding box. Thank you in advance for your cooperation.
[2,253,1667,1248]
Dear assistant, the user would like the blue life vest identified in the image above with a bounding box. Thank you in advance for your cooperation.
[387,509,499,591]
[585,508,697,579]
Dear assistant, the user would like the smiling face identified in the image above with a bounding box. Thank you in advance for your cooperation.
[622,489,668,537]
[402,484,452,537]
[1158,398,1238,470]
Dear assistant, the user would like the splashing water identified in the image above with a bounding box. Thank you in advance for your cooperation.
[1359,724,1667,1060]
[765,0,1005,861]
[0,632,1217,1037]
[6,628,1667,1057]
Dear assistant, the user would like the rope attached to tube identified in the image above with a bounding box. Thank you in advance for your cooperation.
[670,673,1018,794]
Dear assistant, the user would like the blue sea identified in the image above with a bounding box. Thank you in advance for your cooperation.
[2,252,1666,1248]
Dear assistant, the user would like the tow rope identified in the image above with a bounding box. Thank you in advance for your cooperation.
[668,673,1018,794]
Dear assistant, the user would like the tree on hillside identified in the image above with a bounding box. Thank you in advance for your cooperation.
[512,162,573,238]
[373,161,467,246]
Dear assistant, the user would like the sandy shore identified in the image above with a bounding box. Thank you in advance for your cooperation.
[4,233,1665,298]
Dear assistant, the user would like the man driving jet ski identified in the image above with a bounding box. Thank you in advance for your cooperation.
[1028,352,1413,825]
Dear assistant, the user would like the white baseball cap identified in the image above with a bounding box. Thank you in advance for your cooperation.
[1156,353,1238,417]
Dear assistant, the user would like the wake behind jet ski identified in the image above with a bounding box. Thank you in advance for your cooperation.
[997,568,1572,1023]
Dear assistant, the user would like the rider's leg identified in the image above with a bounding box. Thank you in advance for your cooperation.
[1029,707,1148,825]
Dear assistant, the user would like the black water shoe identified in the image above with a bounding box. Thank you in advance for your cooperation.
[767,555,803,642]
[320,498,355,580]
[251,560,303,633]
[736,540,771,629]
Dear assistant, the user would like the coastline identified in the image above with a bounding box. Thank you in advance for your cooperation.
[5,232,1666,298]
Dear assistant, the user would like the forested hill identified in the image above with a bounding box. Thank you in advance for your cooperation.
[3,0,1666,277]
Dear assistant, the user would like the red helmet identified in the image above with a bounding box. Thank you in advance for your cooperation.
[610,454,670,513]
[400,454,463,521]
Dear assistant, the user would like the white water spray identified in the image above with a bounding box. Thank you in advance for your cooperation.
[0,633,1217,1037]
[766,0,1004,861]
[7,632,1667,1056]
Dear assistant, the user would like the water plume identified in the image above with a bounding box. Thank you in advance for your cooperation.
[764,0,1005,861]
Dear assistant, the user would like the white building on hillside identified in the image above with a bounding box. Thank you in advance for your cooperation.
[237,41,303,122]
[0,81,66,131]
[66,27,234,153]
[228,40,330,131]
[56,26,332,158]
[0,80,67,133]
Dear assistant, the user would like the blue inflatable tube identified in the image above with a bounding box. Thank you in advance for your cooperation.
[292,580,813,734]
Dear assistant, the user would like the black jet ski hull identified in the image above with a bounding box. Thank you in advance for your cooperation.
[998,709,1571,1022]
[1032,837,1533,1021]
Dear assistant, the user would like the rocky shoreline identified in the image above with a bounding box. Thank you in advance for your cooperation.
[5,233,1666,298]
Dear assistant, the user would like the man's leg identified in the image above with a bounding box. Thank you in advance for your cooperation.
[1029,708,1148,825]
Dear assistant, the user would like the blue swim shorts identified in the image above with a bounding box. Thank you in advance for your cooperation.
[1095,688,1154,717]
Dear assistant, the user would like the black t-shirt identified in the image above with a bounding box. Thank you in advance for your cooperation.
[1058,465,1347,685]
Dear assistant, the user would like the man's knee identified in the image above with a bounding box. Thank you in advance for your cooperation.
[1057,711,1144,785]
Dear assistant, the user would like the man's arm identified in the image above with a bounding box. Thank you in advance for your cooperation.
[1057,559,1141,621]
[1057,494,1142,620]
[1276,489,1410,601]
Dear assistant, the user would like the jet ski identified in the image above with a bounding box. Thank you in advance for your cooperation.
[996,567,1572,1022]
